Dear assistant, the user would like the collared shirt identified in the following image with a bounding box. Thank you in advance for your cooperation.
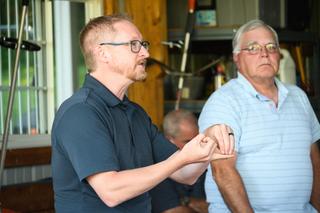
[199,72,320,213]
[51,74,177,213]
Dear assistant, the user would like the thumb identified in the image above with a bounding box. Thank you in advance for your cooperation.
[212,153,234,161]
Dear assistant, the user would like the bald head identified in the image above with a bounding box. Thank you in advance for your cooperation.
[163,109,199,149]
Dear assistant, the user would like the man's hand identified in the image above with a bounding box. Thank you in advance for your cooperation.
[204,124,235,154]
[179,134,216,164]
[180,134,233,163]
[212,147,234,161]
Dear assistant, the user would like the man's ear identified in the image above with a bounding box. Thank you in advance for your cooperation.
[233,53,238,63]
[233,53,239,68]
[94,45,109,63]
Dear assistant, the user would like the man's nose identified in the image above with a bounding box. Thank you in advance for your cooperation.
[260,46,269,57]
[140,46,150,57]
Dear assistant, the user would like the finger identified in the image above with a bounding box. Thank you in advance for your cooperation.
[210,127,225,154]
[194,133,206,142]
[189,134,206,147]
[201,137,216,159]
[201,136,215,149]
[228,133,235,155]
[200,138,208,147]
[226,126,234,154]
[212,146,234,160]
[220,125,230,155]
[200,136,209,144]
[210,142,218,160]
[212,153,234,160]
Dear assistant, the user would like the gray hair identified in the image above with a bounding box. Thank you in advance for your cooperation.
[163,109,198,139]
[232,19,279,54]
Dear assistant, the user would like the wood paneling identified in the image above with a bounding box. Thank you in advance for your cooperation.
[0,147,53,212]
[103,0,168,128]
[4,147,51,168]
[0,181,54,213]
[104,0,119,15]
[126,0,168,128]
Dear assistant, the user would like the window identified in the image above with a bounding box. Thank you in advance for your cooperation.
[54,0,103,106]
[0,0,102,186]
[0,0,54,141]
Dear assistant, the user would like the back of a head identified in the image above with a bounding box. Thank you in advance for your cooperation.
[163,109,198,139]
[79,14,132,72]
[232,19,279,54]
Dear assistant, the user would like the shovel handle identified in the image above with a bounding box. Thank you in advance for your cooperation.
[189,0,196,12]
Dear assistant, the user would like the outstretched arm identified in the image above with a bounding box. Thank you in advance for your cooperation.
[87,134,218,207]
[310,140,320,211]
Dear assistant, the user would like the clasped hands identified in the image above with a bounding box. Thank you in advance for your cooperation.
[181,124,235,163]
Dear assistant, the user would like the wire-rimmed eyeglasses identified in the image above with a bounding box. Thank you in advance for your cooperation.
[241,43,279,55]
[99,40,150,53]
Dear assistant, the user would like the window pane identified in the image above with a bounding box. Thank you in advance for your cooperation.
[70,2,86,89]
[0,0,48,135]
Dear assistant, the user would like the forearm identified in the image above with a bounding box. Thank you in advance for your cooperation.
[310,142,320,210]
[89,134,216,207]
[212,160,253,213]
[170,160,209,185]
[88,150,188,207]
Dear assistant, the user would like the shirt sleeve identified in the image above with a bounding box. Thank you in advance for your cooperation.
[199,89,241,151]
[55,103,119,182]
[300,89,320,143]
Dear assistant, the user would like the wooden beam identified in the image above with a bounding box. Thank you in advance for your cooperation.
[103,0,119,15]
[0,181,54,212]
[125,0,168,128]
[4,147,51,168]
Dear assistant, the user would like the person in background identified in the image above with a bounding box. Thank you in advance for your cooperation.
[198,19,320,213]
[150,109,208,213]
[51,14,233,213]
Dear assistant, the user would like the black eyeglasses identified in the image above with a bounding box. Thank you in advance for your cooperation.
[241,43,279,55]
[99,40,150,53]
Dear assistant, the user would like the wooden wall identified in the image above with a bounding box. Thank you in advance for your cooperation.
[0,147,54,212]
[104,0,168,128]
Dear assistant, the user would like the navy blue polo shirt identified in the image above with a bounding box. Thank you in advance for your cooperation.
[150,172,206,213]
[51,74,177,213]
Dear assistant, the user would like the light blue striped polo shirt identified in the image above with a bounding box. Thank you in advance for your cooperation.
[199,72,320,213]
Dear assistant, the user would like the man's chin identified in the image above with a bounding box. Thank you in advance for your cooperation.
[131,72,147,82]
[137,74,147,81]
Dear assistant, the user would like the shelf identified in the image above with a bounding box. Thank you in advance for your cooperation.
[168,27,236,41]
[164,97,320,119]
[168,28,318,43]
[166,27,320,115]
[164,100,206,114]
[277,31,318,43]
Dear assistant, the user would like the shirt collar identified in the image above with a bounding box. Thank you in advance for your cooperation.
[83,74,130,108]
[236,72,288,104]
[275,77,289,109]
[236,72,259,98]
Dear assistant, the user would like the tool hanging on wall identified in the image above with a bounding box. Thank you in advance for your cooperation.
[0,0,41,191]
[0,36,41,51]
[175,0,196,110]
[293,45,313,94]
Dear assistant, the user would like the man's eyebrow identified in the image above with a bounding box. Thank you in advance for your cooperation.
[245,41,258,46]
[245,41,276,46]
